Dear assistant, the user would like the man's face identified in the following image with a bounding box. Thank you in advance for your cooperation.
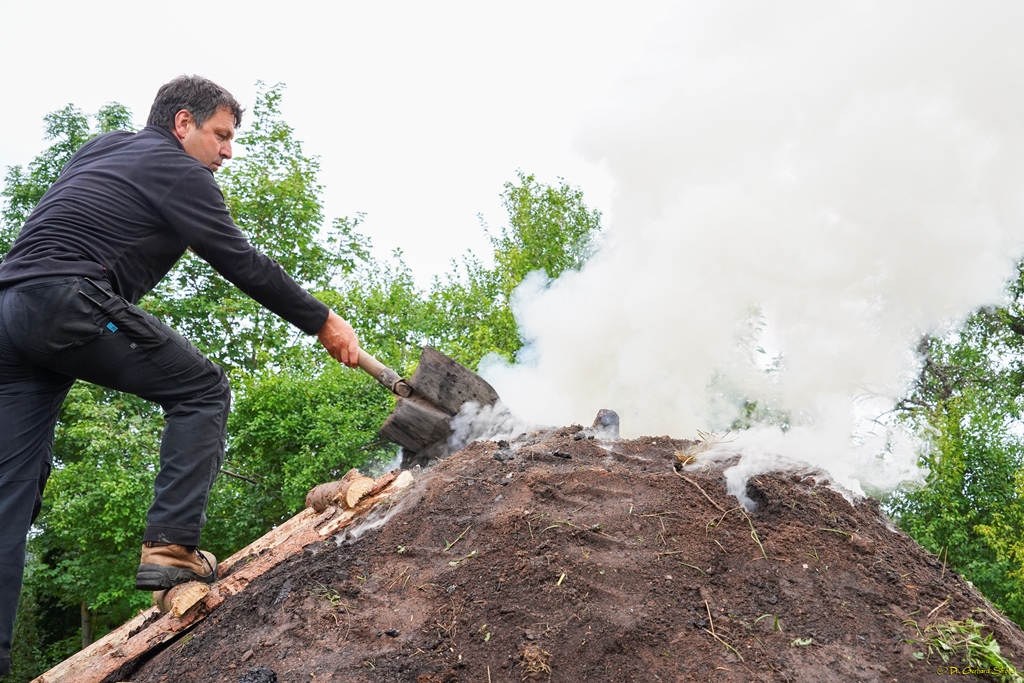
[175,106,235,172]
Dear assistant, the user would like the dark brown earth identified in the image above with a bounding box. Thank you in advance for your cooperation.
[123,426,1024,682]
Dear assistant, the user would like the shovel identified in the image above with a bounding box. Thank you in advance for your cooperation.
[358,346,500,466]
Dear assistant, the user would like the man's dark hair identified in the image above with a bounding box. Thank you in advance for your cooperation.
[147,75,244,131]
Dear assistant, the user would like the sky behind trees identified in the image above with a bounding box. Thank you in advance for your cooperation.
[0,0,672,282]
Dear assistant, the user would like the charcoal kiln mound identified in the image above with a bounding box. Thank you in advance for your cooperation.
[123,426,1024,683]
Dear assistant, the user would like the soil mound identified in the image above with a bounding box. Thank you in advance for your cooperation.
[126,426,1024,682]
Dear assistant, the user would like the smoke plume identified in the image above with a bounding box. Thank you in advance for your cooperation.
[481,1,1024,495]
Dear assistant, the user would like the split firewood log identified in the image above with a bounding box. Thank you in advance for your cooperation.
[153,582,211,617]
[305,469,377,512]
[366,470,399,498]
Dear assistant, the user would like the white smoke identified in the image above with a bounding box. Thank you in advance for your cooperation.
[447,400,537,453]
[481,1,1024,494]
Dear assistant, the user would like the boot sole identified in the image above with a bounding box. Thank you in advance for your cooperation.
[135,563,217,591]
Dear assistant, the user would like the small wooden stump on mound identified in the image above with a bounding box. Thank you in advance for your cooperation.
[305,468,377,512]
[153,582,211,617]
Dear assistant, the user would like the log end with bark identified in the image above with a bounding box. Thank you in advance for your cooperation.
[305,468,378,512]
[153,582,211,617]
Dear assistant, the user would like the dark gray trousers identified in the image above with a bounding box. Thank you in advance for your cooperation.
[0,276,230,671]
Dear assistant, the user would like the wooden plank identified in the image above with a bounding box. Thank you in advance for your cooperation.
[218,506,318,574]
[30,608,159,683]
[31,472,415,683]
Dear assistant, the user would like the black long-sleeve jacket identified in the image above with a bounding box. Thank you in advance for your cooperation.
[0,125,329,335]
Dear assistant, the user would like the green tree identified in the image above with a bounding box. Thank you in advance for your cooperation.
[35,385,163,624]
[205,362,396,550]
[889,275,1024,625]
[426,170,602,366]
[337,245,435,371]
[209,171,607,549]
[492,170,601,287]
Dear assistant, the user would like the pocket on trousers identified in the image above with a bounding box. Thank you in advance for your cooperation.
[93,294,170,352]
[4,281,102,354]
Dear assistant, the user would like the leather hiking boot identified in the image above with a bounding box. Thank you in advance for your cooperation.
[135,542,217,591]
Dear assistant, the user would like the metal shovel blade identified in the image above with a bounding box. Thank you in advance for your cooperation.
[359,346,500,465]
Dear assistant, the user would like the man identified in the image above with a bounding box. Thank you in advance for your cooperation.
[0,75,360,676]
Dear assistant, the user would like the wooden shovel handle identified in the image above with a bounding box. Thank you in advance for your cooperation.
[358,351,413,398]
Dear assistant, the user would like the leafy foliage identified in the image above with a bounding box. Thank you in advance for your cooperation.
[492,170,601,288]
[330,245,430,373]
[39,384,160,611]
[205,362,396,553]
[426,171,602,366]
[908,618,1022,682]
[12,384,161,678]
[888,269,1024,625]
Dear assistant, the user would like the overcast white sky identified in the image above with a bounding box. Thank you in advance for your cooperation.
[0,0,671,284]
